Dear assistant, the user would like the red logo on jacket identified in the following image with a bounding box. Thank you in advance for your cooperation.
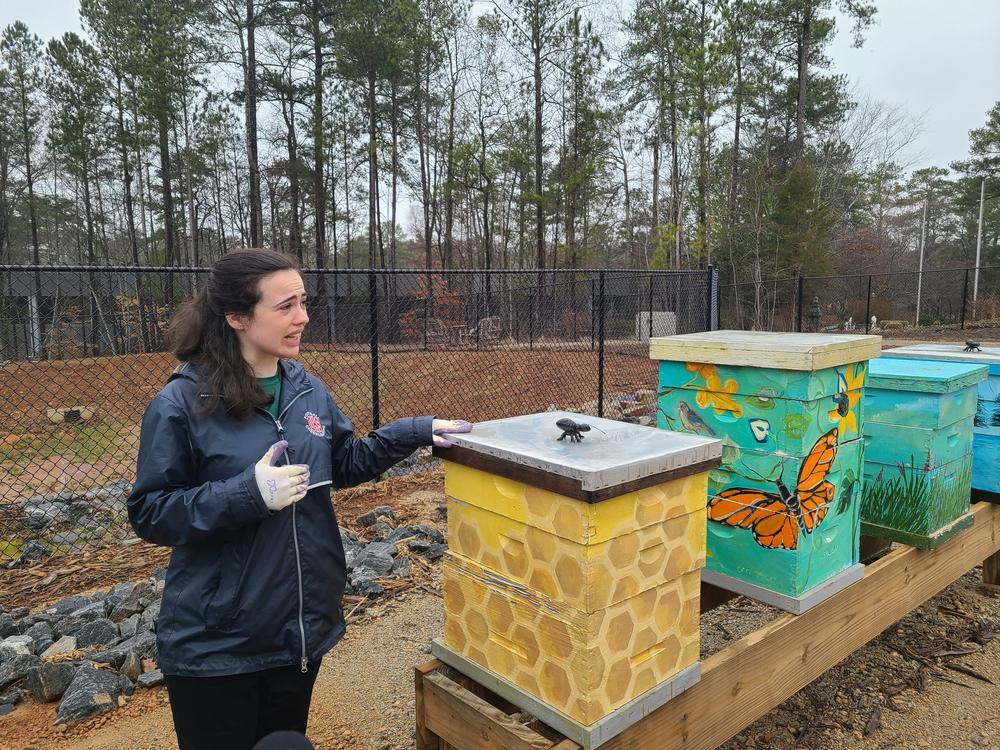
[305,412,325,437]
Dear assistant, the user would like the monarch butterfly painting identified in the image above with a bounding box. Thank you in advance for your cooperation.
[707,428,838,550]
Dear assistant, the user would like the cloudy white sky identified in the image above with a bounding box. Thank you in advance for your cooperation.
[3,0,998,174]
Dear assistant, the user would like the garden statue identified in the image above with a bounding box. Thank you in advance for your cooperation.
[807,296,822,332]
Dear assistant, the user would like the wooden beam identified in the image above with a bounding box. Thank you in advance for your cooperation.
[421,670,561,750]
[599,501,1000,750]
[416,660,443,750]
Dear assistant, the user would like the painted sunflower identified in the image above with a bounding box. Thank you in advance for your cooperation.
[828,363,864,435]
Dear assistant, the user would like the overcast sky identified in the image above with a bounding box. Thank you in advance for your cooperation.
[3,0,998,175]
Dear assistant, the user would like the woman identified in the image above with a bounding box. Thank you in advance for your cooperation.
[128,249,471,750]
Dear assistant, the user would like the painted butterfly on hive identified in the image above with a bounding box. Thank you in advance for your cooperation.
[707,428,838,550]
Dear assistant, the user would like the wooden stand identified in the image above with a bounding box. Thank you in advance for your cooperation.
[416,501,1000,750]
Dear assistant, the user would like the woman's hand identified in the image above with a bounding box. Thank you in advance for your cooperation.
[431,419,473,448]
[254,440,310,511]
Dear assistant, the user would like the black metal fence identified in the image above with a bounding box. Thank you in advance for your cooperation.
[0,265,717,561]
[720,265,1000,334]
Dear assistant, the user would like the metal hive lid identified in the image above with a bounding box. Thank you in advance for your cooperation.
[435,411,721,500]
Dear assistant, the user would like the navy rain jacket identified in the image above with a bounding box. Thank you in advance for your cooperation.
[128,359,434,677]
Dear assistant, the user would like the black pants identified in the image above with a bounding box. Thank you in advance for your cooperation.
[165,662,321,750]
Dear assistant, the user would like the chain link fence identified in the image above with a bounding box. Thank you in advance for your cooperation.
[720,266,1000,334]
[0,265,715,562]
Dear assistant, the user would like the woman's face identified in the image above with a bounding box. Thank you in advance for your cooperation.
[228,269,309,372]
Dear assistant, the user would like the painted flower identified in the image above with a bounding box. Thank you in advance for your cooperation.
[685,362,743,418]
[828,363,864,436]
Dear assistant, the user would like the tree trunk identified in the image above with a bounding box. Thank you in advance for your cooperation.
[158,108,175,301]
[245,0,263,246]
[312,6,326,269]
[795,2,812,159]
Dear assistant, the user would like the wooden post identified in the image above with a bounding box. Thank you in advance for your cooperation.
[416,660,443,750]
[985,551,1000,593]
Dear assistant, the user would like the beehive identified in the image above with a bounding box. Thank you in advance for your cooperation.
[651,331,880,612]
[860,358,986,547]
[434,411,720,729]
[881,343,1000,499]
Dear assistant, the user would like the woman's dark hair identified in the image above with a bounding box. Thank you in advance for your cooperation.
[167,248,300,419]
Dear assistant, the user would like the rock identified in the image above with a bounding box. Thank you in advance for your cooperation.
[356,506,395,527]
[118,614,140,640]
[25,662,76,702]
[0,636,35,659]
[69,601,107,621]
[390,558,411,579]
[0,653,43,690]
[45,595,94,617]
[120,651,141,681]
[87,648,127,670]
[0,614,19,639]
[41,636,78,659]
[384,526,416,544]
[52,615,90,639]
[371,520,394,539]
[55,665,129,724]
[23,622,53,655]
[139,601,160,632]
[74,619,119,649]
[0,703,13,717]
[423,543,447,560]
[365,541,397,559]
[412,524,445,544]
[6,607,28,620]
[23,500,71,530]
[137,669,164,689]
[88,631,156,668]
[118,631,157,656]
[349,569,384,598]
[108,582,153,621]
[17,540,52,564]
[354,549,394,577]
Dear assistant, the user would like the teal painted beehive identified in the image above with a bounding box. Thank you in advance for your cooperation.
[651,331,881,613]
[861,358,987,548]
[882,344,1000,500]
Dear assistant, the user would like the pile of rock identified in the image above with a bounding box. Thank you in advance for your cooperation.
[343,505,447,598]
[0,576,164,724]
[2,480,133,565]
[0,510,447,724]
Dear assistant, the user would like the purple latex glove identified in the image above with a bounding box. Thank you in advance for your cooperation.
[432,419,473,448]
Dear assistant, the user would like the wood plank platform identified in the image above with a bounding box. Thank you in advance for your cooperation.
[417,501,1000,750]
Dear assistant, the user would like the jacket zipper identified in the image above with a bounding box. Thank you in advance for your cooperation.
[258,386,314,674]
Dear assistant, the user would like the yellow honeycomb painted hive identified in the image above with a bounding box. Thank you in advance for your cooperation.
[433,412,721,728]
[446,462,707,612]
[442,553,701,725]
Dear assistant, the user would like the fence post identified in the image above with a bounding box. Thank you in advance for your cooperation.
[705,266,714,332]
[597,271,606,419]
[648,275,654,340]
[795,272,804,333]
[368,269,380,430]
[476,272,483,350]
[590,278,596,351]
[529,287,534,351]
[864,275,872,334]
[960,268,970,329]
